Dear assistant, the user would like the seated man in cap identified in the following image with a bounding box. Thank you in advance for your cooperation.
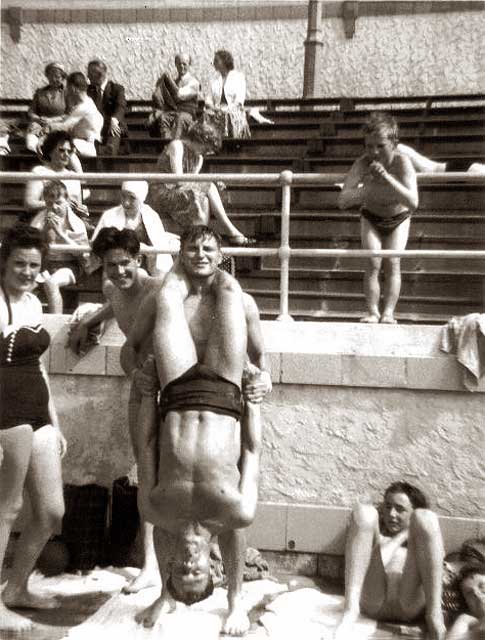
[148,52,201,140]
[131,225,269,635]
[91,180,179,277]
[87,59,127,156]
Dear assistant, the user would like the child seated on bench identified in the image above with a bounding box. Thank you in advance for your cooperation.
[30,179,89,313]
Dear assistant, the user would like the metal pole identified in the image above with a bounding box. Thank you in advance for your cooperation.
[277,170,294,322]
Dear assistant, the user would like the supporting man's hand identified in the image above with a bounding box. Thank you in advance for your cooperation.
[242,369,272,404]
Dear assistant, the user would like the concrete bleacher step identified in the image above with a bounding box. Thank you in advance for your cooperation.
[256,307,461,325]
[238,268,484,299]
[245,288,481,317]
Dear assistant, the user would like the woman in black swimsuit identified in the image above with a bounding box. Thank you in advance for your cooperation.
[338,113,418,324]
[0,225,66,634]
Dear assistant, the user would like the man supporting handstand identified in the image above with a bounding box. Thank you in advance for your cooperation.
[68,227,172,593]
[131,226,266,636]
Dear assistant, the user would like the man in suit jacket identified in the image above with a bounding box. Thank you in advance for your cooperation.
[87,59,127,156]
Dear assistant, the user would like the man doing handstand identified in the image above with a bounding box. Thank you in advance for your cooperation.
[132,226,267,636]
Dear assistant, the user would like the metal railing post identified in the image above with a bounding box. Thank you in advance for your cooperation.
[277,170,294,322]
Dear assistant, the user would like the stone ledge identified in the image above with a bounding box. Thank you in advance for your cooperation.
[43,316,485,393]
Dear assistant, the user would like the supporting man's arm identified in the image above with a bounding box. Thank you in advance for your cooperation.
[243,293,272,402]
[120,288,158,377]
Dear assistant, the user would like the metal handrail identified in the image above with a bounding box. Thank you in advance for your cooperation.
[1,169,484,321]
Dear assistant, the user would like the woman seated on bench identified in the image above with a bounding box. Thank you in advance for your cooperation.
[334,481,446,640]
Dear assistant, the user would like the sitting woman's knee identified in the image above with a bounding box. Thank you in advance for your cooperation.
[351,503,379,530]
[410,508,440,536]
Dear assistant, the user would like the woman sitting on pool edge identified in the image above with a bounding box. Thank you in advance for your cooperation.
[338,112,418,325]
[334,481,446,640]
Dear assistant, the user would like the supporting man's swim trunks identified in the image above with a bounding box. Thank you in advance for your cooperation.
[361,208,411,236]
[159,363,242,421]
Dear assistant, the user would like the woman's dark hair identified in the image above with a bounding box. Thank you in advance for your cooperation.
[459,562,485,584]
[166,573,214,605]
[384,481,429,509]
[180,224,222,251]
[0,224,48,275]
[214,49,234,72]
[67,72,88,92]
[186,121,222,154]
[40,130,74,162]
[92,227,140,259]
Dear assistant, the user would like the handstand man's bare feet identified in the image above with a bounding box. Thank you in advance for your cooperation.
[3,588,60,610]
[0,603,33,633]
[223,599,250,637]
[122,568,161,594]
[135,593,176,628]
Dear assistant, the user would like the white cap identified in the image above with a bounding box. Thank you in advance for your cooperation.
[121,180,149,203]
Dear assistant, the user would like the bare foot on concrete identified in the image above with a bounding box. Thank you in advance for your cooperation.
[135,593,175,628]
[0,603,33,633]
[122,568,161,594]
[3,588,60,610]
[223,601,250,636]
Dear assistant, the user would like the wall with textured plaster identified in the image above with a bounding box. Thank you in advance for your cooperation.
[1,10,483,99]
[317,13,484,97]
[0,19,307,100]
[259,385,484,519]
[51,372,484,520]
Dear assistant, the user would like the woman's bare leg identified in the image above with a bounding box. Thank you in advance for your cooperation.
[399,509,446,640]
[360,218,382,322]
[397,144,446,173]
[122,380,161,594]
[207,183,246,239]
[3,424,64,610]
[0,425,34,632]
[381,217,410,324]
[334,504,386,639]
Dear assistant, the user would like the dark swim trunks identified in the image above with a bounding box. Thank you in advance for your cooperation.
[361,208,411,236]
[159,363,242,421]
[445,159,475,172]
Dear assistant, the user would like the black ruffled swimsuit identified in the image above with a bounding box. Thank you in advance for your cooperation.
[0,287,51,430]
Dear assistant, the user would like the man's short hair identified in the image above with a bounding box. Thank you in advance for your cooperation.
[214,49,234,72]
[180,225,222,251]
[67,72,88,92]
[166,573,214,605]
[175,53,192,65]
[384,481,429,509]
[88,59,107,71]
[362,112,399,145]
[43,179,68,201]
[92,227,140,259]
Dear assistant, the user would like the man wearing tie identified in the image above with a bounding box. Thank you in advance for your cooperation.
[87,59,127,156]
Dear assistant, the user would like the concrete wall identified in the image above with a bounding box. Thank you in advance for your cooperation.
[315,11,485,97]
[1,2,483,100]
[43,317,484,524]
[0,5,307,100]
